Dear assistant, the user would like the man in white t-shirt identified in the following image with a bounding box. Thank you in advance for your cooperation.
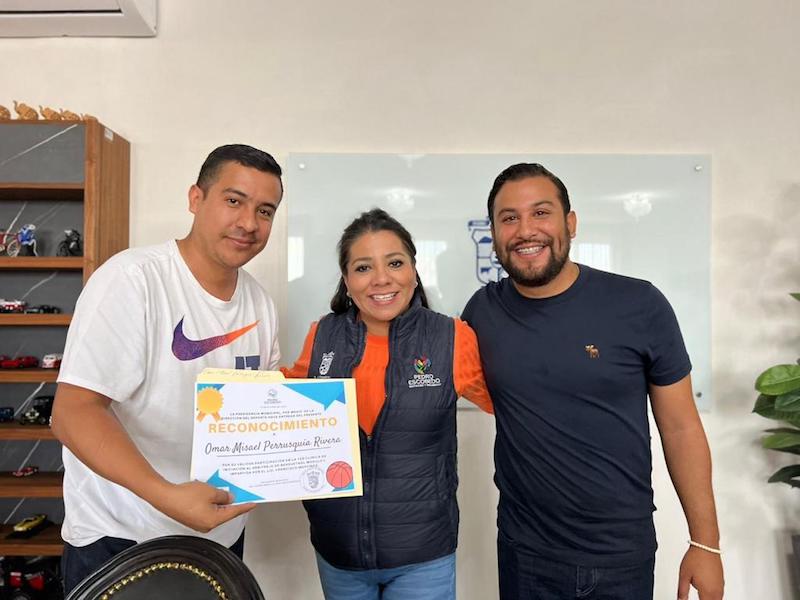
[52,144,284,594]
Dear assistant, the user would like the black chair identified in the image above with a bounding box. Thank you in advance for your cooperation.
[66,535,265,600]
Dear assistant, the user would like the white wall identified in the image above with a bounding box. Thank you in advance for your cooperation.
[2,1,799,597]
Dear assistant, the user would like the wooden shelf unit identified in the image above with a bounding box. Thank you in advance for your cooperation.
[0,120,130,558]
[0,523,64,556]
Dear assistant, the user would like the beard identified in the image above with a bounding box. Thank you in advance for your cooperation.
[495,236,571,288]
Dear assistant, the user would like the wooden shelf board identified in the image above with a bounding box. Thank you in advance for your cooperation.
[0,423,56,440]
[0,183,83,201]
[0,369,58,383]
[0,472,63,498]
[0,314,71,326]
[0,257,83,270]
[0,522,63,556]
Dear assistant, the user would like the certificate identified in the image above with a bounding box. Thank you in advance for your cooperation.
[190,368,362,503]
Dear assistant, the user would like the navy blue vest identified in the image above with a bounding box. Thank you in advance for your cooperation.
[304,302,459,569]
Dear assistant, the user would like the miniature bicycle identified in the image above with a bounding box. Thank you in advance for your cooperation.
[0,229,21,257]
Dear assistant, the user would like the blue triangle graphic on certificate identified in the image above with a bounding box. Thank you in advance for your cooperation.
[284,381,345,409]
[197,383,225,393]
[333,480,356,492]
[206,470,264,503]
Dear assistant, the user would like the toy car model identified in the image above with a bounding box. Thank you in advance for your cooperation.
[2,555,62,599]
[19,396,53,426]
[40,353,62,369]
[0,355,39,369]
[0,299,26,313]
[12,465,38,477]
[23,304,61,314]
[0,405,13,422]
[12,514,47,534]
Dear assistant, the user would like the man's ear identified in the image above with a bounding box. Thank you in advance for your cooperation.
[188,184,205,215]
[567,211,577,239]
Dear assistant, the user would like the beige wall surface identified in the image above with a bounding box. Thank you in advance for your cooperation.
[2,1,799,598]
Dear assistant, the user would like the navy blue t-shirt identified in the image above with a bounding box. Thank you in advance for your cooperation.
[462,265,691,567]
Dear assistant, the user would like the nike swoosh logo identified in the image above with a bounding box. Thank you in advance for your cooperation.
[171,317,259,361]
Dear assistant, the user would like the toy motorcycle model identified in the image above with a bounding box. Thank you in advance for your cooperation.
[57,229,82,256]
[16,224,37,256]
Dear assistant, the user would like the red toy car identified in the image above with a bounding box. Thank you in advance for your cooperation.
[12,465,39,477]
[0,355,39,369]
[0,299,26,313]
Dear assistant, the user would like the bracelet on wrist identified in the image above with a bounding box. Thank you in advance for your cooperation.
[688,539,721,555]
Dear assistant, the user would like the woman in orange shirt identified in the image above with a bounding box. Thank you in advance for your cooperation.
[283,208,492,600]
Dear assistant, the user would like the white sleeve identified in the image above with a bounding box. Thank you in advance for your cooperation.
[58,260,147,403]
[265,295,281,371]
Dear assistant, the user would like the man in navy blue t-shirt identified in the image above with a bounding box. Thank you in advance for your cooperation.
[462,163,723,600]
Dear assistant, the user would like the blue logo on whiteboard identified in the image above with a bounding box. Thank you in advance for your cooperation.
[468,219,506,285]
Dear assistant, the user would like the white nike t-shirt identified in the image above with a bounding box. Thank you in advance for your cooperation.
[58,240,280,547]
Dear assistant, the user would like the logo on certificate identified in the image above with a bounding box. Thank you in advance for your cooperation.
[301,467,325,492]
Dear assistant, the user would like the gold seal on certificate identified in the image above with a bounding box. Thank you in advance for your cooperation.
[190,368,362,503]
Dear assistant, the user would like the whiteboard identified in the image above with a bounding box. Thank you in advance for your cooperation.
[286,154,711,410]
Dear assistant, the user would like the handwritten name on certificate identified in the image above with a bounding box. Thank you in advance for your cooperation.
[190,368,362,503]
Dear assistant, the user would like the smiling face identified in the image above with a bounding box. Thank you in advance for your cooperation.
[343,230,418,336]
[187,160,282,274]
[491,176,578,298]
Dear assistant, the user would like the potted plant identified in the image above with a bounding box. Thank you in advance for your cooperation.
[753,293,800,487]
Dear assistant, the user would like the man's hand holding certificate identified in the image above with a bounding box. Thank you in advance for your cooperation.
[191,368,362,503]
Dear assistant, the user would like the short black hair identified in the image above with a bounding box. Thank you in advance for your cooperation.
[196,144,283,193]
[487,163,570,225]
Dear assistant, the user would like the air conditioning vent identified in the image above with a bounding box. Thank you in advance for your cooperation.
[0,0,156,37]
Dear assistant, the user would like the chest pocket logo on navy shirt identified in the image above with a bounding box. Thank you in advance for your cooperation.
[584,344,600,359]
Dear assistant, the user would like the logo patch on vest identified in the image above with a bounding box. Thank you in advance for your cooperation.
[319,351,335,375]
[408,356,442,388]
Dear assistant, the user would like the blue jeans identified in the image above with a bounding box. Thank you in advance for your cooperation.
[497,533,654,600]
[316,552,456,600]
[61,532,245,595]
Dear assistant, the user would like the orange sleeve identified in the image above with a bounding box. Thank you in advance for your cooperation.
[280,322,319,379]
[453,318,493,414]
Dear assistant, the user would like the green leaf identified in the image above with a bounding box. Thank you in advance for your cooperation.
[776,390,800,410]
[768,465,800,484]
[756,365,800,395]
[790,293,800,302]
[753,394,800,427]
[754,394,776,413]
[763,431,800,450]
[772,446,800,456]
[765,427,800,434]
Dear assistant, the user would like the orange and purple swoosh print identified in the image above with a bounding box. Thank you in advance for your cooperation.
[171,317,259,361]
